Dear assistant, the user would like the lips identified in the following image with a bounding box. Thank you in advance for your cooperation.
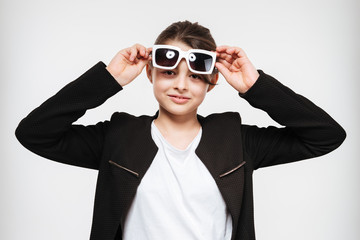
[168,94,190,104]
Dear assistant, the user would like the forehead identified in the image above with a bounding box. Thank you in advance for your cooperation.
[163,40,192,51]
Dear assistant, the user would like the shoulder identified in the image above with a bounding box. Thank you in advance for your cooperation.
[109,112,154,127]
[199,112,243,137]
[199,112,242,125]
[102,112,155,144]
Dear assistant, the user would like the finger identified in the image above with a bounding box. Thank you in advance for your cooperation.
[139,48,146,58]
[130,43,144,61]
[229,64,241,72]
[217,58,233,69]
[136,45,152,60]
[121,48,131,60]
[218,46,247,60]
[215,62,231,79]
[227,47,247,59]
[221,48,238,60]
[137,44,147,58]
[145,47,152,58]
[216,45,231,53]
[138,57,150,68]
[128,46,138,62]
[217,52,235,64]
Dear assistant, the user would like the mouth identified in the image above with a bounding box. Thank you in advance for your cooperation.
[168,94,190,99]
[168,94,190,104]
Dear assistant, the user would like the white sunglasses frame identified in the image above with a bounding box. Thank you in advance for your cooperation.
[151,45,217,75]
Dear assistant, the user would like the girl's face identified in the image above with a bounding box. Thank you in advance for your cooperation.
[146,40,218,118]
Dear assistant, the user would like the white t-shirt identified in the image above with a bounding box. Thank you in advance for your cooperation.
[122,121,232,240]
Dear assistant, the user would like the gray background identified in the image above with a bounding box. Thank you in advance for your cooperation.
[1,0,359,239]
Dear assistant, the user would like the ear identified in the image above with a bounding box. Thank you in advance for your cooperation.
[146,64,153,84]
[207,73,219,92]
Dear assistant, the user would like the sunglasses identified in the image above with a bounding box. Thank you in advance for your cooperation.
[152,45,217,75]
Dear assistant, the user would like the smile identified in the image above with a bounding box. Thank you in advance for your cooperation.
[168,94,190,104]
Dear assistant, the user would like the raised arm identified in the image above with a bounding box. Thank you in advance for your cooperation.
[15,62,122,169]
[241,71,346,169]
[15,45,151,169]
[215,45,346,170]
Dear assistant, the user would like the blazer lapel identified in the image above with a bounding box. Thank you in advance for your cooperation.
[114,113,158,179]
[196,113,245,234]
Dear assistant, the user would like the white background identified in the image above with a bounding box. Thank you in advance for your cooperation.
[1,0,359,239]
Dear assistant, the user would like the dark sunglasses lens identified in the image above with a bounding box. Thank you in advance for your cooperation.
[155,48,179,67]
[189,53,214,72]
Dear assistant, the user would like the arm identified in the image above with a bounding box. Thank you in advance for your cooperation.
[240,71,346,169]
[15,45,151,170]
[215,46,346,170]
[15,62,122,169]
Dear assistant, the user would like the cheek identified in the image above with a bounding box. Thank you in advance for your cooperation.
[192,82,209,96]
[152,82,161,99]
[153,78,169,92]
[152,78,170,101]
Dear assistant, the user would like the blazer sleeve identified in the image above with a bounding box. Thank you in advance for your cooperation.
[15,62,122,170]
[240,71,346,170]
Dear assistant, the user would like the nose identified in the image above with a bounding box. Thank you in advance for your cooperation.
[173,60,189,91]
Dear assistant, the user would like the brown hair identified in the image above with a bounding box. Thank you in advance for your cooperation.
[154,20,217,85]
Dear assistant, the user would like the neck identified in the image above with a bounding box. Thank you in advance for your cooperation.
[154,107,201,133]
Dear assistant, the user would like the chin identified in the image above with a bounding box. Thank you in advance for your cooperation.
[159,105,198,117]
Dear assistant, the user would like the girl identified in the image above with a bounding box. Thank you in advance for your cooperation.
[15,21,346,240]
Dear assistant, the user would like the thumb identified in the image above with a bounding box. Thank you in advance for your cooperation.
[137,58,150,73]
[215,62,231,80]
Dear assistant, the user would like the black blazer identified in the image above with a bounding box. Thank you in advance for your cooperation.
[15,62,346,240]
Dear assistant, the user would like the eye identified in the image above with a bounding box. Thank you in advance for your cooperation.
[162,70,175,76]
[190,74,203,80]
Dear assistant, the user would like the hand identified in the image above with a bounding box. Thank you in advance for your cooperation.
[106,44,152,86]
[215,46,259,94]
